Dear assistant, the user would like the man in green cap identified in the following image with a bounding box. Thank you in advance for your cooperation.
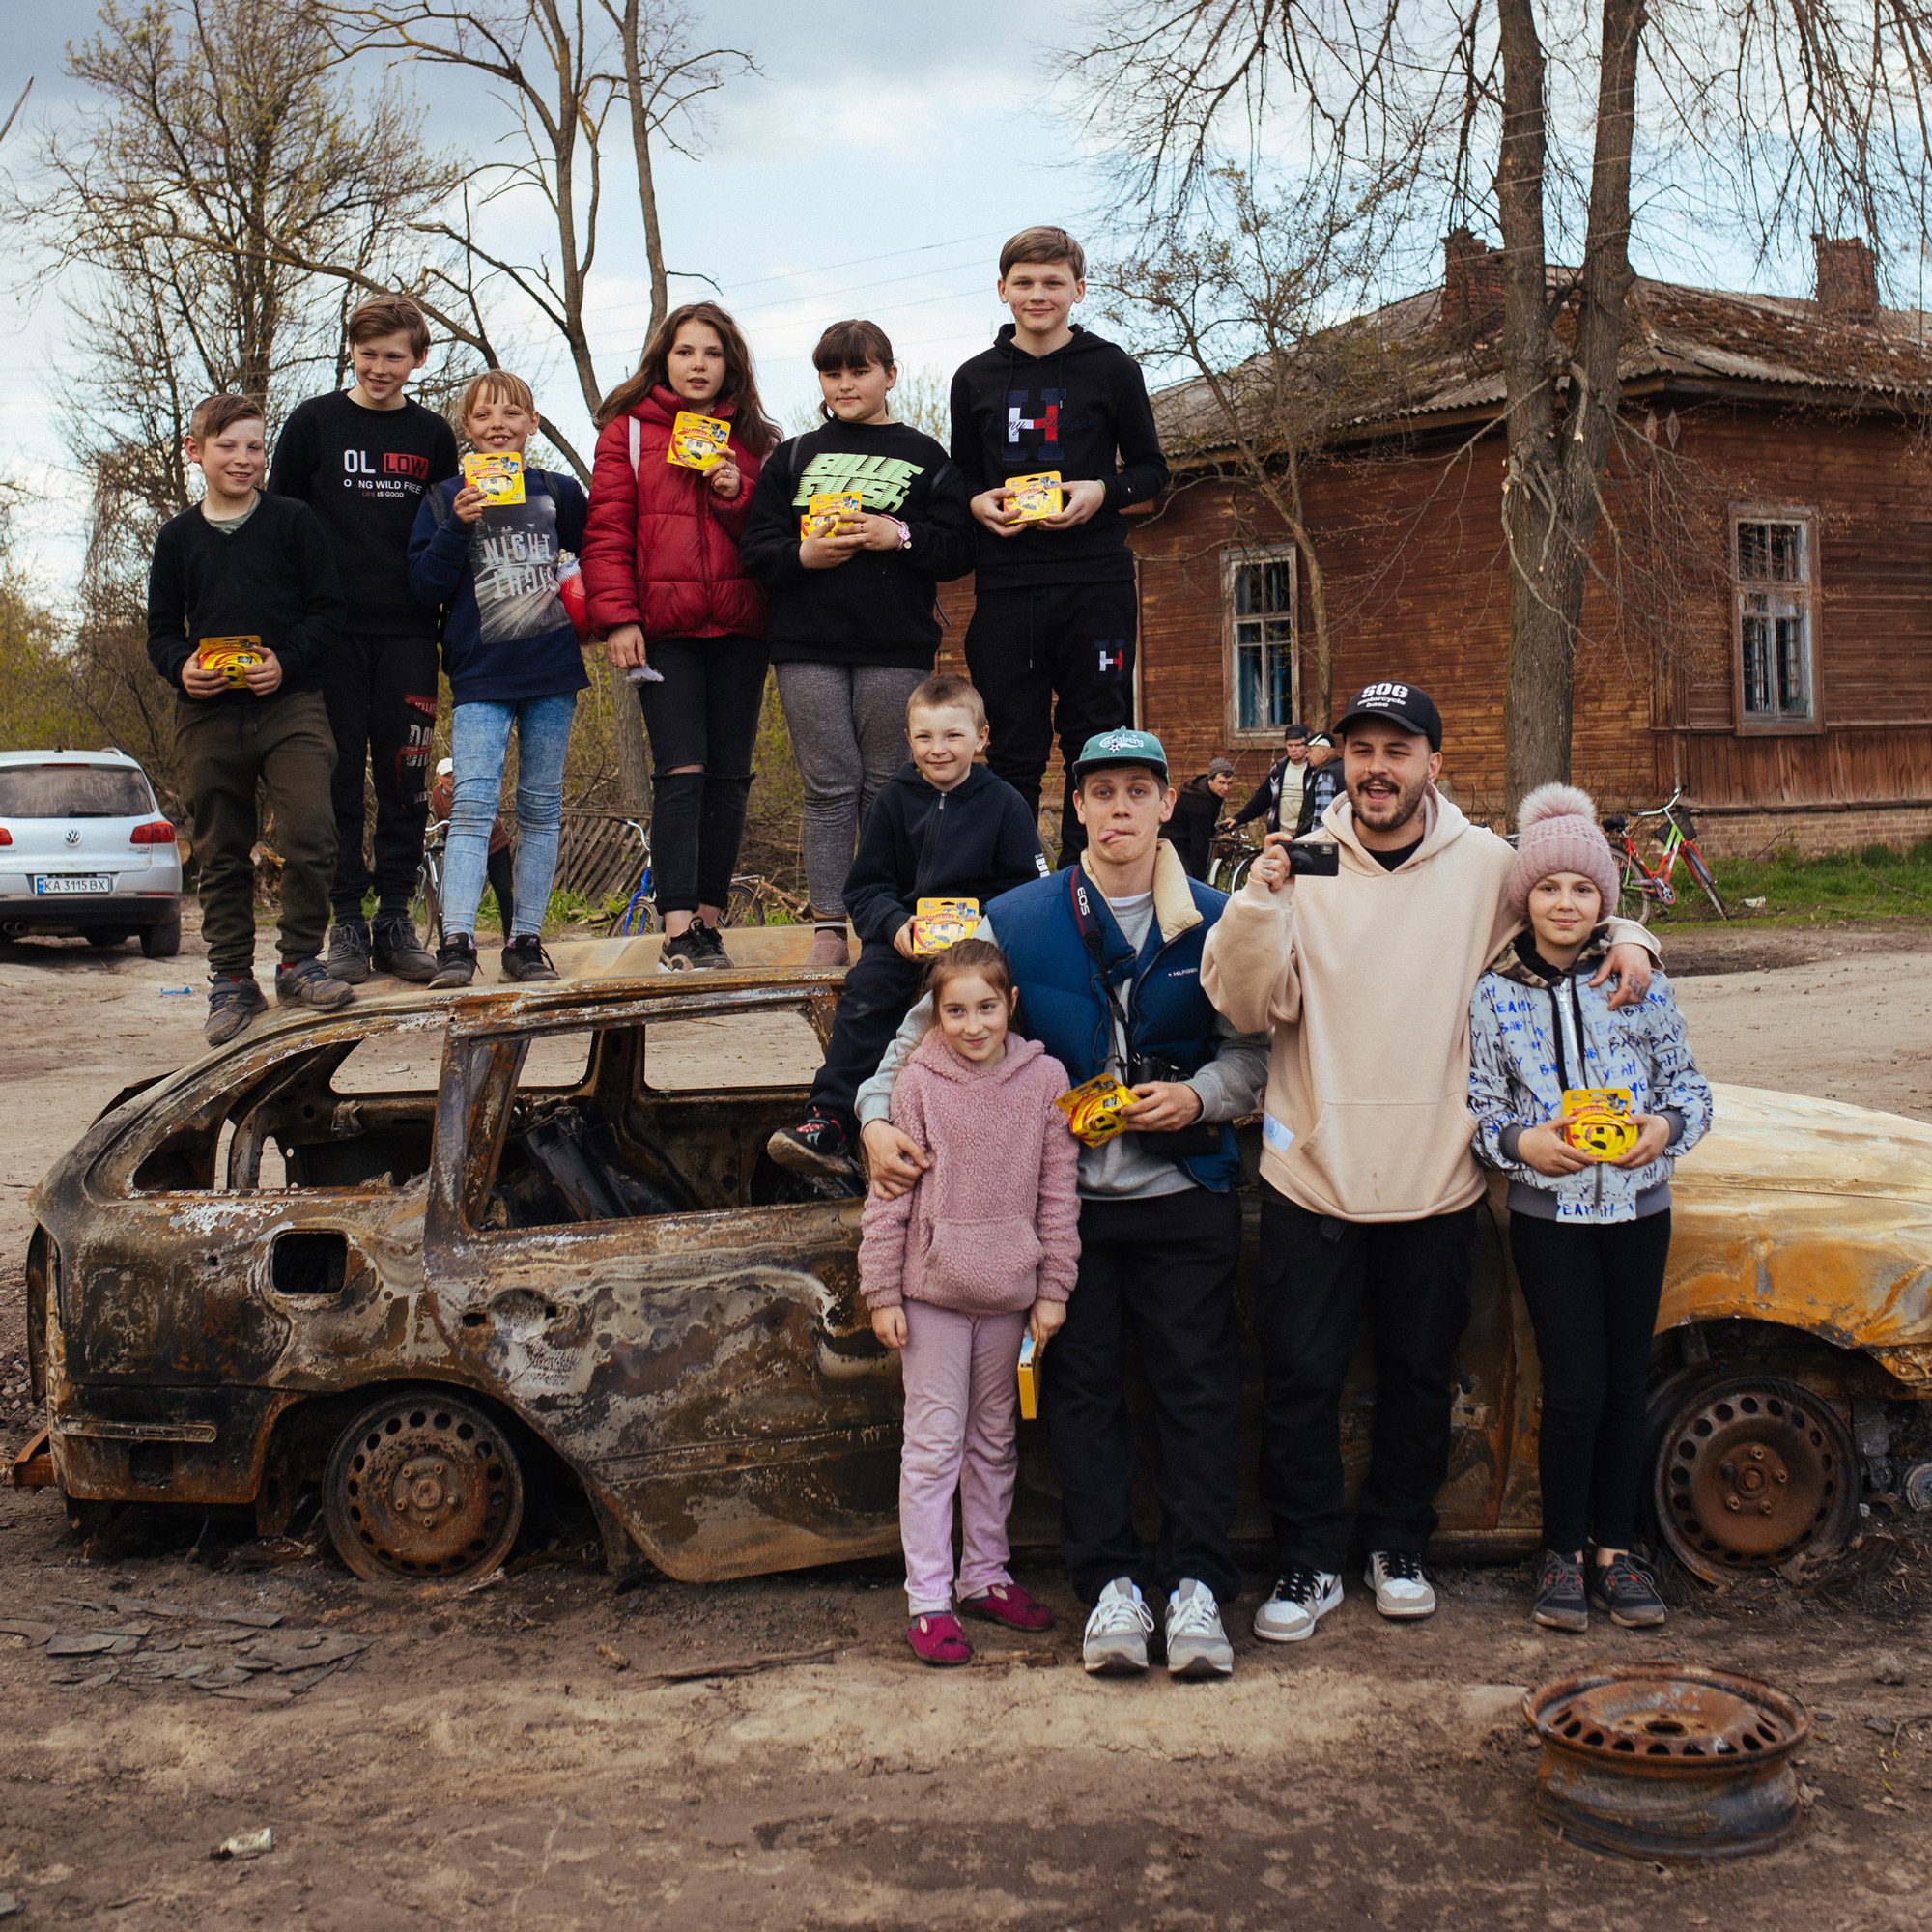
[859,727,1266,1680]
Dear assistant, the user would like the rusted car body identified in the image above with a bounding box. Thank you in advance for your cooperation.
[17,972,1932,1585]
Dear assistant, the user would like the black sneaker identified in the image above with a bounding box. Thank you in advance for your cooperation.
[690,920,733,968]
[1589,1552,1667,1629]
[430,933,477,988]
[372,913,438,982]
[766,1112,854,1178]
[657,927,708,972]
[326,920,371,986]
[275,957,355,1011]
[204,974,267,1046]
[1532,1551,1588,1633]
[500,935,559,983]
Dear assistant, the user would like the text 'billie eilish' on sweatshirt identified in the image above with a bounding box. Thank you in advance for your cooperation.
[738,419,975,670]
[948,324,1169,590]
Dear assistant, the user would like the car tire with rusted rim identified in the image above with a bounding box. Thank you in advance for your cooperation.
[1650,1372,1856,1584]
[323,1391,525,1584]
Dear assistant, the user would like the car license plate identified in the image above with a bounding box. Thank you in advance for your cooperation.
[32,874,113,895]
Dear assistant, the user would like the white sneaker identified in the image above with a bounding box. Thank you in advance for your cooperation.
[1252,1567,1343,1644]
[1082,1577,1154,1675]
[1364,1550,1436,1619]
[1164,1579,1234,1678]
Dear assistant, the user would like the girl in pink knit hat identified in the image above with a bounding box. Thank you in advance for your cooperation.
[859,939,1083,1665]
[1468,783,1712,1637]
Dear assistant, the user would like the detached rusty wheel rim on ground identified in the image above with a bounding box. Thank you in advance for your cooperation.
[1651,1373,1854,1583]
[323,1392,525,1582]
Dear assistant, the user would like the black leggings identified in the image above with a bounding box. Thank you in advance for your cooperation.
[636,636,768,915]
[1510,1210,1672,1555]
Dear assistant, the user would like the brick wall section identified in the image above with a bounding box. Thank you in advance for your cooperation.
[1690,801,1932,857]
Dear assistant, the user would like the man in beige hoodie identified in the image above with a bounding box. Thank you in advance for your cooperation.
[1200,681,1656,1643]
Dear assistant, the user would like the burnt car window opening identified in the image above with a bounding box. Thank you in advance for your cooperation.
[0,763,154,817]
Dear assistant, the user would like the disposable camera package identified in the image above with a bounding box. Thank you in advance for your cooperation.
[195,635,265,688]
[1006,470,1064,522]
[1559,1086,1639,1161]
[908,896,980,956]
[1055,1073,1140,1148]
[1017,1333,1040,1422]
[462,451,525,505]
[800,490,863,539]
[668,411,730,471]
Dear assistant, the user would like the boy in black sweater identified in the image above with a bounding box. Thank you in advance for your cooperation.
[950,227,1168,865]
[740,319,975,970]
[767,674,1048,1179]
[147,395,352,1045]
[268,294,459,985]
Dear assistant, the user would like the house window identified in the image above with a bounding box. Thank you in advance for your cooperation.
[1734,514,1816,725]
[1227,552,1296,735]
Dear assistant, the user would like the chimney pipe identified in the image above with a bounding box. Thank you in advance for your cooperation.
[1813,236,1879,321]
[1442,228,1505,344]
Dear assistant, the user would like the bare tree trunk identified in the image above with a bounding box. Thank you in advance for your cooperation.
[604,661,653,813]
[615,0,668,339]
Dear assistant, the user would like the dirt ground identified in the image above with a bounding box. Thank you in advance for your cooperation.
[2,912,1930,1929]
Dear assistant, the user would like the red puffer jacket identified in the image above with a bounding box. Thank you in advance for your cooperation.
[581,386,767,642]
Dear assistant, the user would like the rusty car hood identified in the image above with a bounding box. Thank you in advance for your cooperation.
[1676,1083,1932,1203]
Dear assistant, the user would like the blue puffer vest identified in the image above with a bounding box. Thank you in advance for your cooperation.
[986,864,1240,1191]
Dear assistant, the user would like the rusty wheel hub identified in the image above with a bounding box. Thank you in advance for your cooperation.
[323,1393,524,1583]
[1652,1374,1854,1582]
[1524,1664,1809,1860]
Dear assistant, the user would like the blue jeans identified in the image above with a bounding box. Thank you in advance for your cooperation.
[444,693,576,940]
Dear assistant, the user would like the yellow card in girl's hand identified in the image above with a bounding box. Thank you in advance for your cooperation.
[668,411,730,471]
[463,451,525,504]
[1056,1073,1140,1147]
[800,490,863,539]
[1017,1333,1040,1421]
[1006,470,1064,521]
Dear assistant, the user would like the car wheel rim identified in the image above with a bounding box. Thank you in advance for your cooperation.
[323,1393,524,1583]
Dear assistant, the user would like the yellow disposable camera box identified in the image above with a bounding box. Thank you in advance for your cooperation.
[1056,1073,1139,1148]
[1017,1332,1040,1422]
[908,896,980,956]
[1559,1087,1639,1161]
[1006,470,1064,522]
[800,489,863,539]
[463,451,525,505]
[195,635,265,688]
[668,411,730,471]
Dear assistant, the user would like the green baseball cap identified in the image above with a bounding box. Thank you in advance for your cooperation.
[1069,727,1170,783]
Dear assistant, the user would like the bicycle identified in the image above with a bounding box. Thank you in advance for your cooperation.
[413,815,448,942]
[1208,825,1263,895]
[1603,787,1729,921]
[607,818,658,936]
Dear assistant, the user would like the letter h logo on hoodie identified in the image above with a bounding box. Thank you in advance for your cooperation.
[1006,388,1064,459]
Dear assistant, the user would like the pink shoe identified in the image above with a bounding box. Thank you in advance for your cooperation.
[907,1612,973,1665]
[958,1582,1055,1632]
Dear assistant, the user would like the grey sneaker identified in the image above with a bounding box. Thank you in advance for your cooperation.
[274,957,355,1011]
[1364,1550,1436,1620]
[1533,1551,1589,1634]
[804,924,850,969]
[204,974,267,1046]
[1589,1552,1666,1629]
[372,913,437,982]
[1164,1579,1234,1678]
[1253,1568,1343,1644]
[1082,1578,1154,1676]
[326,920,371,985]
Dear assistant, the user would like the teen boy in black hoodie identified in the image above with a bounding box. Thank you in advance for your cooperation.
[950,227,1168,864]
[767,674,1048,1178]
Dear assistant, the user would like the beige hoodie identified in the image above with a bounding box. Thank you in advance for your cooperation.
[1201,789,1650,1223]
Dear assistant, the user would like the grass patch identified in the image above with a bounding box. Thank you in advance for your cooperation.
[1645,837,1932,926]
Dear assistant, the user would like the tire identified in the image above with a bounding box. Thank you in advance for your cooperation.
[1684,845,1730,920]
[86,931,129,950]
[139,912,182,959]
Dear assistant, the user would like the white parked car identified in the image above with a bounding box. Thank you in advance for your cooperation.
[0,750,183,957]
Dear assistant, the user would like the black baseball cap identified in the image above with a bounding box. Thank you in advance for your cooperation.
[1334,680,1442,751]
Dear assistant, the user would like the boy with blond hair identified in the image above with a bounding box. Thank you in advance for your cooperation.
[270,294,459,984]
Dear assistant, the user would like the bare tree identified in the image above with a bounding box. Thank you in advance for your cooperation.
[1067,0,1932,805]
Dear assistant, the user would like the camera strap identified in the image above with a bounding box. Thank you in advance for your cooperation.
[1069,868,1137,1079]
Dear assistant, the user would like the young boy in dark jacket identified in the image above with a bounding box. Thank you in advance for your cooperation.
[950,227,1168,863]
[767,674,1047,1177]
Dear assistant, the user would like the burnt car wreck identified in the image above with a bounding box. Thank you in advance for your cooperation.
[14,972,1932,1587]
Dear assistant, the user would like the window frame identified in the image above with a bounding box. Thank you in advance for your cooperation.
[1730,505,1823,737]
[1222,545,1300,744]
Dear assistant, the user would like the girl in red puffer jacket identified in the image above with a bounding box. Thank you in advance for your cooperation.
[582,301,781,969]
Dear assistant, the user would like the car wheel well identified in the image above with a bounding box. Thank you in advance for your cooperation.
[1655,1317,1916,1406]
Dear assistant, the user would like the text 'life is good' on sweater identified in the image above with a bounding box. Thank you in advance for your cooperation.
[267,390,460,633]
[949,325,1168,590]
[858,1029,1081,1314]
[145,495,346,700]
[738,418,975,669]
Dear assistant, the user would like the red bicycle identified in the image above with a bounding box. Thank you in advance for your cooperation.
[1603,788,1729,921]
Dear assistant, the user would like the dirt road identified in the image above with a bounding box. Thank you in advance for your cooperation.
[2,916,1929,1929]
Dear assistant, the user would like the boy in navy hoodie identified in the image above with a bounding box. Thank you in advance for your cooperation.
[767,674,1048,1178]
[949,227,1168,864]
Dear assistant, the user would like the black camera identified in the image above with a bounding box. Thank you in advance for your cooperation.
[1288,839,1341,877]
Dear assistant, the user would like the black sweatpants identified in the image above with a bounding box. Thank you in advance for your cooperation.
[963,580,1137,864]
[637,636,768,915]
[323,631,439,922]
[807,944,924,1135]
[1043,1187,1244,1605]
[1510,1210,1673,1554]
[1257,1185,1478,1572]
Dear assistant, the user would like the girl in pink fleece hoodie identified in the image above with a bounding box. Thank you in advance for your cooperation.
[860,940,1082,1665]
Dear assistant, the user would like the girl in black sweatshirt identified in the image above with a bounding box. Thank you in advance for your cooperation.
[740,320,975,967]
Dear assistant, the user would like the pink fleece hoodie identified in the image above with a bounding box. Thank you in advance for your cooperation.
[858,1029,1081,1314]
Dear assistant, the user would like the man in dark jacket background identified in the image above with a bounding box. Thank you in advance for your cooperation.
[1166,757,1236,878]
